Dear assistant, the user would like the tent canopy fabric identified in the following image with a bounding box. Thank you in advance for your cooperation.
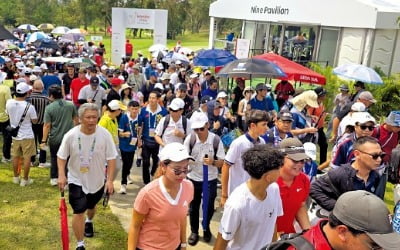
[253,53,326,85]
[193,49,237,67]
[0,25,16,40]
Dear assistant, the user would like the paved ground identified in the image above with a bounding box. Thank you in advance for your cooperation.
[109,164,222,249]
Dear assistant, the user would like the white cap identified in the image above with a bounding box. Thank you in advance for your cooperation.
[24,68,32,74]
[16,61,25,70]
[16,82,32,94]
[154,83,164,90]
[157,63,164,69]
[351,102,366,112]
[159,142,194,162]
[101,65,108,71]
[175,60,182,65]
[303,142,317,161]
[40,63,48,70]
[351,112,376,125]
[32,66,42,73]
[108,100,127,111]
[189,73,198,79]
[190,112,209,129]
[29,75,38,82]
[118,75,125,81]
[217,91,228,99]
[160,73,171,81]
[168,98,185,110]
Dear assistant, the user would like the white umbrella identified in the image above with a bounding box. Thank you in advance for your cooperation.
[67,28,87,34]
[26,32,49,43]
[51,26,70,34]
[178,47,193,55]
[333,63,383,84]
[42,57,71,63]
[162,51,189,65]
[148,44,167,52]
[18,24,39,31]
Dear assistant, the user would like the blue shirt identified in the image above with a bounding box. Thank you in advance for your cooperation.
[118,113,139,152]
[201,88,218,99]
[138,105,168,145]
[262,126,293,146]
[332,134,357,168]
[303,161,318,182]
[249,96,274,111]
[41,75,61,96]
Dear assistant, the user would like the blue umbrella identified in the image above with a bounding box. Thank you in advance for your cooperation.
[26,31,49,43]
[17,24,39,31]
[0,56,5,65]
[194,49,237,67]
[333,63,383,84]
[202,155,210,232]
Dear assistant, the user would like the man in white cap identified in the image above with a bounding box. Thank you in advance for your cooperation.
[185,112,225,245]
[0,72,12,163]
[155,98,191,150]
[6,82,38,186]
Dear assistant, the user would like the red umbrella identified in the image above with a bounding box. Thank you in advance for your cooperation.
[59,191,69,250]
[253,53,326,85]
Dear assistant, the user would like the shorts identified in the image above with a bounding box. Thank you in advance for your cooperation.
[68,183,104,214]
[11,138,36,160]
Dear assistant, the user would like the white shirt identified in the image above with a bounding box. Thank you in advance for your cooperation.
[78,85,106,109]
[155,115,191,150]
[185,132,225,181]
[6,99,37,140]
[225,134,265,194]
[57,125,118,194]
[219,182,283,250]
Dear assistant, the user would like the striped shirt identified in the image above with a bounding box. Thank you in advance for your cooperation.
[27,92,50,124]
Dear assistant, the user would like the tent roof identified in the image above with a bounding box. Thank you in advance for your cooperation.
[0,25,16,40]
[210,0,400,29]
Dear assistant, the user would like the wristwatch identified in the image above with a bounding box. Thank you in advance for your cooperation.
[180,243,187,248]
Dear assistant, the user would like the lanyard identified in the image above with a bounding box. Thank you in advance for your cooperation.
[129,117,138,136]
[78,135,96,164]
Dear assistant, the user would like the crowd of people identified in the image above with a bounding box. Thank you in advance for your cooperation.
[1,35,400,250]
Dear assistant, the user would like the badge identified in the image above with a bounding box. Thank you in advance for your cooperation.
[130,137,137,145]
[149,128,155,137]
[80,160,90,173]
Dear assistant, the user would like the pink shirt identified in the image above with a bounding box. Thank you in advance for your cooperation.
[134,177,194,250]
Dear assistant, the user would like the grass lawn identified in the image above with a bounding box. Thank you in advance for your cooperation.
[0,164,126,250]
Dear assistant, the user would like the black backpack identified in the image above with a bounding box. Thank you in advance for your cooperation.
[160,114,188,138]
[388,144,400,184]
[260,232,314,250]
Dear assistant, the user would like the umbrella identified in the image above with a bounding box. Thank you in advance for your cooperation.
[51,26,70,35]
[202,155,210,233]
[69,57,95,65]
[217,58,287,79]
[0,25,17,40]
[38,23,55,30]
[67,28,87,34]
[148,44,167,52]
[0,57,5,64]
[60,33,85,43]
[194,49,237,67]
[162,51,189,65]
[17,24,39,31]
[333,63,383,84]
[178,47,193,55]
[59,191,69,250]
[34,39,60,50]
[253,53,326,85]
[26,31,49,43]
[42,57,71,63]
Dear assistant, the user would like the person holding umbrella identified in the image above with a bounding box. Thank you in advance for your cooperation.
[184,112,225,245]
[128,142,194,250]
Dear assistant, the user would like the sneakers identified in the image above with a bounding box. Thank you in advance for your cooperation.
[127,176,134,184]
[12,177,20,184]
[118,184,127,194]
[20,178,34,187]
[50,178,58,186]
[203,229,212,242]
[76,246,85,250]
[2,158,11,164]
[188,232,199,246]
[84,222,94,237]
[38,162,51,168]
[136,158,142,167]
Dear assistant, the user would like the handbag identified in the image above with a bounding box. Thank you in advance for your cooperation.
[6,103,31,137]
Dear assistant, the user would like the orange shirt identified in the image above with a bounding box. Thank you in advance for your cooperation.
[308,103,326,129]
[134,177,194,250]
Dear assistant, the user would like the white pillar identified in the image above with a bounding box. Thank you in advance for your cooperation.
[209,17,215,49]
[111,8,126,65]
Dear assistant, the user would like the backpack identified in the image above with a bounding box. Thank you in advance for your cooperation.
[160,114,187,138]
[260,232,314,250]
[388,144,400,184]
[188,132,220,160]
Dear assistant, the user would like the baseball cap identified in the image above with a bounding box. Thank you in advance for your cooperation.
[279,138,309,161]
[352,111,376,125]
[255,83,268,91]
[333,190,400,250]
[200,95,212,105]
[32,66,42,73]
[101,65,108,71]
[108,100,127,111]
[154,83,164,91]
[314,87,327,97]
[189,73,198,79]
[24,68,32,75]
[303,142,317,161]
[157,63,164,70]
[339,84,349,91]
[214,101,223,109]
[277,111,293,122]
[351,102,366,112]
[159,142,194,162]
[90,76,99,85]
[217,91,228,99]
[133,63,140,70]
[160,73,171,81]
[178,83,187,91]
[242,86,254,96]
[293,90,319,108]
[29,75,38,82]
[358,91,376,103]
[385,111,400,127]
[190,112,209,129]
[168,98,185,111]
[111,78,123,86]
[16,82,32,94]
[204,70,212,75]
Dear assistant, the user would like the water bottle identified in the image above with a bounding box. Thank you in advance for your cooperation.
[392,201,400,233]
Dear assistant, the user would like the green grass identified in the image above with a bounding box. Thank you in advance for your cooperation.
[0,164,127,250]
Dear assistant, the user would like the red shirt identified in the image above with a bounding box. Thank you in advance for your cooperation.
[70,78,89,106]
[275,81,295,101]
[125,43,133,55]
[277,172,310,233]
[373,124,399,163]
[288,219,332,250]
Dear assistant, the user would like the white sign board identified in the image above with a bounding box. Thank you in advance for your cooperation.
[235,39,251,59]
[91,36,103,41]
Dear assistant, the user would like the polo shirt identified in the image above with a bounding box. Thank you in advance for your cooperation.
[138,104,168,145]
[98,113,119,145]
[288,220,331,250]
[276,172,310,234]
[70,78,89,106]
[249,96,274,111]
[118,113,139,152]
[0,84,11,122]
[373,124,399,164]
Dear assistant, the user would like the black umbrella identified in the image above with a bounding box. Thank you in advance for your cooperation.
[0,25,17,40]
[217,58,287,79]
[34,39,60,50]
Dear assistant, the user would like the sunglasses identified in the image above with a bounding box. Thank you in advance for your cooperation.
[170,168,191,176]
[194,127,206,132]
[170,109,182,113]
[357,124,375,131]
[357,150,386,160]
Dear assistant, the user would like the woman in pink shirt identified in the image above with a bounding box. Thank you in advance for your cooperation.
[128,142,194,250]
